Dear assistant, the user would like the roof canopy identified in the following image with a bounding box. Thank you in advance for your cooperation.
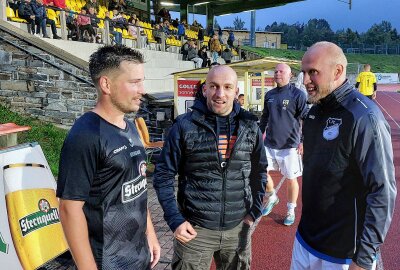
[160,0,303,16]
[172,56,301,80]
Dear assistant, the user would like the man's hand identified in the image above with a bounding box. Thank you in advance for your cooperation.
[349,262,367,270]
[146,210,160,268]
[243,214,254,226]
[297,143,303,156]
[147,231,160,269]
[174,221,197,243]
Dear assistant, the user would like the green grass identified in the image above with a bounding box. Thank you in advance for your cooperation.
[243,46,400,73]
[0,105,67,176]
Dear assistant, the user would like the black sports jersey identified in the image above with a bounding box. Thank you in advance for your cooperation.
[57,112,150,270]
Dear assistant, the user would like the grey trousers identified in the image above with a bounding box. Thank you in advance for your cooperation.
[172,221,252,270]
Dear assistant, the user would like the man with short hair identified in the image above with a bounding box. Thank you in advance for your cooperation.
[57,45,160,270]
[238,93,245,107]
[260,63,308,226]
[355,64,377,99]
[154,65,267,270]
[292,41,396,270]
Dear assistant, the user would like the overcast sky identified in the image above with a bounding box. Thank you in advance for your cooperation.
[178,0,400,33]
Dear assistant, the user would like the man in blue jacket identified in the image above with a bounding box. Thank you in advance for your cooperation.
[259,63,308,226]
[292,41,396,270]
[153,65,267,270]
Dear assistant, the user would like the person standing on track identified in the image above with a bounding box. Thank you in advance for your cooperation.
[355,64,377,100]
[259,63,308,226]
[57,45,160,270]
[292,41,396,270]
[153,65,267,270]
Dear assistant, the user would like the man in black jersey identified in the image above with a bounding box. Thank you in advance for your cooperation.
[154,65,267,270]
[57,45,160,270]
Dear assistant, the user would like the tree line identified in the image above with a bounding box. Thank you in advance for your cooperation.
[264,19,399,50]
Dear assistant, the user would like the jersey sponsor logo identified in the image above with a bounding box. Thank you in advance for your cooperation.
[122,175,147,203]
[139,161,147,177]
[130,150,141,157]
[282,99,289,110]
[128,138,135,147]
[267,98,274,103]
[323,118,342,141]
[19,199,60,237]
[113,145,128,154]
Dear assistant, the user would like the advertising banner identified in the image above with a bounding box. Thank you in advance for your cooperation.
[375,73,399,84]
[176,79,201,116]
[0,143,69,270]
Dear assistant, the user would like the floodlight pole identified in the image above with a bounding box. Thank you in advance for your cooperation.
[250,10,256,47]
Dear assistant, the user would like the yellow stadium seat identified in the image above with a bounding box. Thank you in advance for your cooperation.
[7,7,27,23]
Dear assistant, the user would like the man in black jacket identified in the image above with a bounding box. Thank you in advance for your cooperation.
[291,41,396,270]
[153,65,267,270]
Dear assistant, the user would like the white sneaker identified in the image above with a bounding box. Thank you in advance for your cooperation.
[262,195,279,216]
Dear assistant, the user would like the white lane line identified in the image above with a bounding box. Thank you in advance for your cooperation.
[380,91,400,104]
[376,99,400,130]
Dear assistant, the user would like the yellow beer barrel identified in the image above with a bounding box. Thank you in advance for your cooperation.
[4,163,68,270]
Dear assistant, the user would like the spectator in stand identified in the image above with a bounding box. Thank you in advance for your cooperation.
[31,0,49,38]
[172,18,179,28]
[227,30,235,48]
[210,34,221,64]
[187,41,203,68]
[157,7,170,23]
[181,40,189,61]
[206,23,214,37]
[18,0,36,34]
[177,19,185,39]
[8,0,21,15]
[77,8,96,42]
[43,0,67,10]
[198,27,204,45]
[218,26,223,44]
[198,45,211,68]
[127,17,137,39]
[112,9,127,32]
[84,0,99,13]
[162,20,171,36]
[88,6,101,43]
[108,0,126,12]
[153,23,163,44]
[105,11,122,44]
[221,47,233,64]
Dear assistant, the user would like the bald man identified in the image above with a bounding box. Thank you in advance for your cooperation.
[154,65,267,270]
[292,41,396,270]
[259,63,308,226]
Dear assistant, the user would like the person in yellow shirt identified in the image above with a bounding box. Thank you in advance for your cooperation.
[355,64,377,99]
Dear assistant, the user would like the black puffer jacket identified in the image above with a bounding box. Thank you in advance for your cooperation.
[154,100,267,232]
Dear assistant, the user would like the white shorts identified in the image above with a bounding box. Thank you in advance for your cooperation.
[290,236,377,270]
[265,147,302,179]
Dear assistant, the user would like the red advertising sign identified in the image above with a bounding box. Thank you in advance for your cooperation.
[251,77,275,87]
[177,80,201,97]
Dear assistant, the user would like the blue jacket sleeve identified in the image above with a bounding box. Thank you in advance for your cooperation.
[248,128,268,221]
[352,112,397,269]
[259,94,269,133]
[153,122,186,232]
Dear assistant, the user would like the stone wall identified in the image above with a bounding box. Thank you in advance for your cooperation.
[0,29,96,126]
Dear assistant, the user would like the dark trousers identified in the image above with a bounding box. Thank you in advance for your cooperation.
[171,221,252,270]
[35,17,47,36]
[20,15,35,34]
[47,19,58,37]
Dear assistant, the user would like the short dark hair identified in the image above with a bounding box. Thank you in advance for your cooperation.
[238,94,244,98]
[89,45,145,87]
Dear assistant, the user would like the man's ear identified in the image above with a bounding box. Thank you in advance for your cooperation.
[202,84,207,97]
[99,76,111,95]
[334,64,344,81]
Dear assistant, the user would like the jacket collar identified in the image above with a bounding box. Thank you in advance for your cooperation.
[318,79,353,112]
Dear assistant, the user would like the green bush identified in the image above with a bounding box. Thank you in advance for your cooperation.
[0,105,68,176]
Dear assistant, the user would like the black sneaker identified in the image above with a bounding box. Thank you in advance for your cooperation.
[53,35,61,39]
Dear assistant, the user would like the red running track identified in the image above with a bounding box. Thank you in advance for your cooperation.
[250,87,400,270]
